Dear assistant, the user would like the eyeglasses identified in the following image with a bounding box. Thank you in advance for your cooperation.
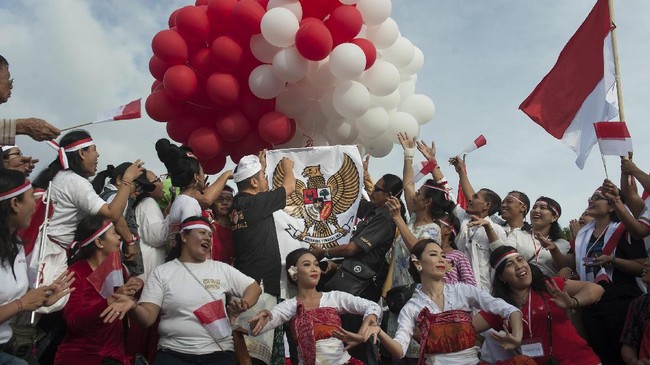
[151,176,162,184]
[588,195,607,203]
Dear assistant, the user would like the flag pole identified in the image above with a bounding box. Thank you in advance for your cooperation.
[60,118,112,132]
[597,140,610,180]
[608,0,626,123]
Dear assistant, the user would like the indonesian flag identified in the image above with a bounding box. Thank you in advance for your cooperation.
[412,160,437,184]
[193,299,232,341]
[87,250,125,299]
[457,166,468,209]
[460,135,487,155]
[95,98,142,123]
[594,121,633,156]
[519,0,618,169]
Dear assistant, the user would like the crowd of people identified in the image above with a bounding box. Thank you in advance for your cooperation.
[1,52,650,365]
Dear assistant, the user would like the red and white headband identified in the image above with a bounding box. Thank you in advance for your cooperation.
[47,137,95,170]
[535,199,560,217]
[69,221,113,251]
[506,193,526,207]
[437,219,457,236]
[492,250,519,270]
[0,180,32,202]
[423,184,451,201]
[181,220,212,232]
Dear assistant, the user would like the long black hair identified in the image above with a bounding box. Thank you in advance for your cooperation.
[156,138,200,189]
[0,169,28,278]
[166,216,211,261]
[408,238,442,283]
[382,173,406,221]
[490,245,550,307]
[33,130,94,189]
[421,179,456,219]
[285,248,313,286]
[68,215,110,266]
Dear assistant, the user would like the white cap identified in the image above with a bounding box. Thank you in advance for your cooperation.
[233,155,262,183]
[1,145,17,152]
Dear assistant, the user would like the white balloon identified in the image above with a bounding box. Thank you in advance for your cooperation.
[267,0,302,20]
[312,135,330,146]
[275,131,309,148]
[398,78,416,99]
[261,8,299,47]
[361,133,393,158]
[306,59,338,89]
[361,61,400,96]
[321,95,341,119]
[296,105,327,133]
[370,89,400,110]
[332,80,370,119]
[388,111,419,143]
[382,37,415,68]
[326,119,358,145]
[272,47,308,82]
[329,43,366,80]
[250,34,281,63]
[276,84,310,118]
[402,46,424,75]
[356,0,391,26]
[399,94,435,125]
[249,64,287,99]
[366,18,399,49]
[355,107,389,138]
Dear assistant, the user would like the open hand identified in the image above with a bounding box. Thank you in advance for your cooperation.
[44,271,76,306]
[397,132,416,150]
[545,279,575,309]
[489,325,521,351]
[100,293,136,323]
[416,140,436,161]
[248,309,273,336]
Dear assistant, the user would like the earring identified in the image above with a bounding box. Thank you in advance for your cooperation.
[416,265,423,272]
[98,245,104,248]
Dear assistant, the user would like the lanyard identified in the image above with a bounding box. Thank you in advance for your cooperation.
[586,225,608,257]
[520,290,533,339]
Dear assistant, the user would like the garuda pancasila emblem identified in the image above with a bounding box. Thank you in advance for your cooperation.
[272,153,360,248]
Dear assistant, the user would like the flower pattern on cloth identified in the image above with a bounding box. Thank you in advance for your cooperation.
[289,303,341,365]
[417,309,475,363]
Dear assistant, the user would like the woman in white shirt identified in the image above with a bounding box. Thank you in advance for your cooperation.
[377,238,527,365]
[0,170,73,364]
[249,248,381,365]
[102,216,262,365]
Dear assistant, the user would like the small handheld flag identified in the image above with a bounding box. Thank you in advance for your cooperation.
[460,135,487,156]
[593,122,632,156]
[61,98,142,132]
[87,250,125,299]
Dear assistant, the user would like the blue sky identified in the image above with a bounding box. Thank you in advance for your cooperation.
[2,0,649,226]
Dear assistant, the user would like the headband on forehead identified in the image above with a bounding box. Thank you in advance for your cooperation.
[492,250,519,270]
[507,193,526,207]
[423,184,451,201]
[535,199,560,217]
[181,220,212,232]
[437,218,457,236]
[47,137,95,170]
[69,221,113,251]
[0,180,32,202]
[1,145,17,152]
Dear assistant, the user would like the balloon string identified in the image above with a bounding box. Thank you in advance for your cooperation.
[303,133,313,147]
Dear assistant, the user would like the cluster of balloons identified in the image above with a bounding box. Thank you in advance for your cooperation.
[146,0,434,172]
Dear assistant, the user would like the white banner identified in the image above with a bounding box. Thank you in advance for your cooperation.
[266,146,364,273]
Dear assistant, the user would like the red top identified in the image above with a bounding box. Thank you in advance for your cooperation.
[211,223,234,265]
[54,260,129,365]
[480,277,600,365]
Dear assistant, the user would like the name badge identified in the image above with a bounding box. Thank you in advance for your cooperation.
[520,338,544,358]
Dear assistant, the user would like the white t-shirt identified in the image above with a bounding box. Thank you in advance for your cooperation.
[502,227,570,277]
[47,170,106,246]
[259,291,382,365]
[135,197,168,281]
[453,206,507,291]
[0,247,29,344]
[166,194,202,244]
[140,259,255,354]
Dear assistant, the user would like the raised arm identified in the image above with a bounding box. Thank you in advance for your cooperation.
[620,159,646,217]
[398,132,417,214]
[450,156,475,202]
[603,179,650,239]
[536,233,576,270]
[97,160,143,221]
[416,140,444,182]
[197,170,234,209]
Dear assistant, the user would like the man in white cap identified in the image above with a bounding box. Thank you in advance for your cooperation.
[231,151,295,297]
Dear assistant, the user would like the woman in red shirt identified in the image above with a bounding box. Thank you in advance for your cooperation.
[54,215,143,365]
[481,246,605,365]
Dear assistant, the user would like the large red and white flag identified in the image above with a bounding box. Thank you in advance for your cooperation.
[594,121,632,156]
[87,250,125,299]
[193,299,232,340]
[519,0,618,169]
[95,98,142,123]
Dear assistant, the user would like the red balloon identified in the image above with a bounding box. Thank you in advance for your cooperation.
[149,56,170,81]
[230,151,243,164]
[325,6,362,46]
[145,90,182,122]
[351,38,377,70]
[168,8,182,28]
[295,20,333,61]
[152,29,189,65]
[206,73,240,107]
[166,113,205,144]
[300,17,321,27]
[210,36,243,72]
[240,91,275,122]
[231,0,265,36]
[207,0,238,22]
[188,127,223,159]
[216,110,251,142]
[189,48,213,78]
[275,118,297,145]
[201,155,227,174]
[163,65,198,101]
[176,6,211,42]
[151,80,163,92]
[258,111,293,144]
[195,0,209,5]
[235,131,265,156]
[299,0,339,20]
